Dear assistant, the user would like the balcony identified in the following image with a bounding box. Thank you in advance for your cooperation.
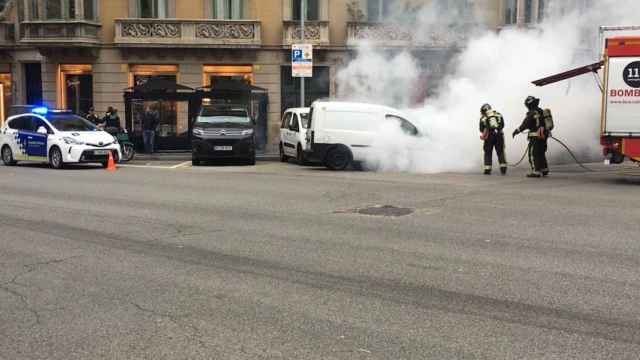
[347,22,467,48]
[0,22,15,47]
[282,21,330,46]
[114,19,262,48]
[19,20,101,46]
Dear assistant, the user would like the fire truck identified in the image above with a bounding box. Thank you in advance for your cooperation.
[533,26,640,165]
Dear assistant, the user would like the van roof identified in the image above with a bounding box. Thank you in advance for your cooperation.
[311,100,405,116]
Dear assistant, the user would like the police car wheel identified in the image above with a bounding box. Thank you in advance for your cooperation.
[2,145,17,166]
[49,147,64,169]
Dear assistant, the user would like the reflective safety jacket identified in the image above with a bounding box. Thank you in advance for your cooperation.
[517,107,547,139]
[479,110,505,134]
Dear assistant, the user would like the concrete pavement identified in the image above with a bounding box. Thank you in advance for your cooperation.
[1,161,640,359]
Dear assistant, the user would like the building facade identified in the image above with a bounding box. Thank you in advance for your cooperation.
[0,0,509,152]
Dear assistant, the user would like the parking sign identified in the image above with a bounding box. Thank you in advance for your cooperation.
[292,44,313,78]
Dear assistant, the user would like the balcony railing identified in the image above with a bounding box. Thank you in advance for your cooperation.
[0,22,15,46]
[19,20,101,46]
[114,19,262,48]
[282,21,329,46]
[347,22,468,48]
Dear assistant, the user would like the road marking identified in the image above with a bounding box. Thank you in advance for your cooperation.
[170,161,192,169]
[118,164,178,170]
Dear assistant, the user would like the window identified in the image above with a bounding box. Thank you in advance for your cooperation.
[212,0,246,19]
[366,0,393,21]
[300,113,309,128]
[8,117,26,130]
[32,117,53,134]
[139,0,167,18]
[290,114,300,132]
[84,0,96,20]
[538,0,545,22]
[281,112,293,129]
[0,0,8,12]
[45,0,62,19]
[524,0,532,23]
[292,0,319,21]
[504,0,517,25]
[386,115,418,136]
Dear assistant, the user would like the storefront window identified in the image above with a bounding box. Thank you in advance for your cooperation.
[292,0,319,21]
[281,65,329,112]
[0,73,11,125]
[212,0,246,19]
[58,65,93,116]
[139,0,167,18]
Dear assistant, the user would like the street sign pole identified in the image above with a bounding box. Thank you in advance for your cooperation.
[300,0,305,108]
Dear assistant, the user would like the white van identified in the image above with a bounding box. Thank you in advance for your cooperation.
[279,107,310,164]
[304,100,419,170]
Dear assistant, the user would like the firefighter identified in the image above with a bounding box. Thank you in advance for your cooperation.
[479,103,507,175]
[512,96,549,178]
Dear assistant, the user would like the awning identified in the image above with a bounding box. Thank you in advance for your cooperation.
[125,77,195,94]
[532,61,605,87]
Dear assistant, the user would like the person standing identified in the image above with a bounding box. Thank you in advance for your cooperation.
[142,107,159,154]
[479,103,507,175]
[104,107,121,129]
[86,107,101,126]
[512,96,549,178]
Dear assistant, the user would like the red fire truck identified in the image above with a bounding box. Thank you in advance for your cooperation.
[533,26,640,165]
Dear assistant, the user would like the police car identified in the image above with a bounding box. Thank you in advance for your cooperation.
[0,107,122,169]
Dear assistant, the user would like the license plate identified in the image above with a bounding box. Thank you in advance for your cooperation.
[94,150,110,155]
[214,146,233,151]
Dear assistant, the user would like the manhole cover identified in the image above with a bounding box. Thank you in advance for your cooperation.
[336,205,414,217]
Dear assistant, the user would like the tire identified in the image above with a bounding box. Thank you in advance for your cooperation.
[296,145,308,165]
[49,146,64,169]
[192,159,200,166]
[279,143,288,162]
[121,143,135,162]
[247,156,256,166]
[325,145,352,171]
[1,145,17,166]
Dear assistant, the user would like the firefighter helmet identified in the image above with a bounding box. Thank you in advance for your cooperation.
[525,96,540,109]
[480,103,492,115]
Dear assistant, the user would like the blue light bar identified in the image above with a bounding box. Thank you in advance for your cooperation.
[32,106,49,115]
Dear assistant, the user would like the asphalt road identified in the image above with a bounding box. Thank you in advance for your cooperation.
[1,160,640,359]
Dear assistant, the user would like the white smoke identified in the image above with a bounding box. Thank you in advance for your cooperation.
[337,0,640,173]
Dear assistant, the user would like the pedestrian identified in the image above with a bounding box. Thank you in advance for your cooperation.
[85,107,102,127]
[512,96,550,178]
[479,103,507,175]
[142,107,159,154]
[104,107,121,129]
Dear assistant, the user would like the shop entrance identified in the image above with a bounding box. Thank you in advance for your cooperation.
[58,64,93,116]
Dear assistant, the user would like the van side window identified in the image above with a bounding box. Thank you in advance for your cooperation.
[290,114,300,132]
[281,112,293,129]
[386,115,419,136]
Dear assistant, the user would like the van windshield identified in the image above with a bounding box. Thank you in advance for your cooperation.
[197,107,251,125]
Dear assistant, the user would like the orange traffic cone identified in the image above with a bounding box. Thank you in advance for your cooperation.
[106,151,116,172]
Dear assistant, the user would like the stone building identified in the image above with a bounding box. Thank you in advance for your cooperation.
[0,0,511,152]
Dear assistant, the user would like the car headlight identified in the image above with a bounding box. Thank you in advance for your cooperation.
[241,129,254,136]
[63,136,84,145]
[192,128,204,136]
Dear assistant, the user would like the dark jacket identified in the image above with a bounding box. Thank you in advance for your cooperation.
[104,113,120,128]
[142,111,159,131]
[517,107,546,137]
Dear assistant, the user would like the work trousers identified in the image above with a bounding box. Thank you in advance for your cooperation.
[483,132,507,173]
[527,138,549,175]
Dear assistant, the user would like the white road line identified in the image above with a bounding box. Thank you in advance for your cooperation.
[117,164,176,169]
[170,161,192,169]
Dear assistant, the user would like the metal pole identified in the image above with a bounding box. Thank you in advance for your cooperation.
[300,0,305,108]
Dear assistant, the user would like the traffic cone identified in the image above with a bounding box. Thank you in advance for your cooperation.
[106,151,116,172]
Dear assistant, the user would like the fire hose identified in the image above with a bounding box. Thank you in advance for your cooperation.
[508,134,595,172]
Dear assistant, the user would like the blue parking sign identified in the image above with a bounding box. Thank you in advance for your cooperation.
[292,49,304,61]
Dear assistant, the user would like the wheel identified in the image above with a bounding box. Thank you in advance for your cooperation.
[279,143,288,162]
[325,145,352,171]
[49,146,64,169]
[121,143,135,162]
[1,145,17,166]
[246,156,256,166]
[192,159,200,166]
[101,161,109,169]
[296,145,308,165]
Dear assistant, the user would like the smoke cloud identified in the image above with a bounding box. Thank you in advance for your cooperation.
[337,0,640,173]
